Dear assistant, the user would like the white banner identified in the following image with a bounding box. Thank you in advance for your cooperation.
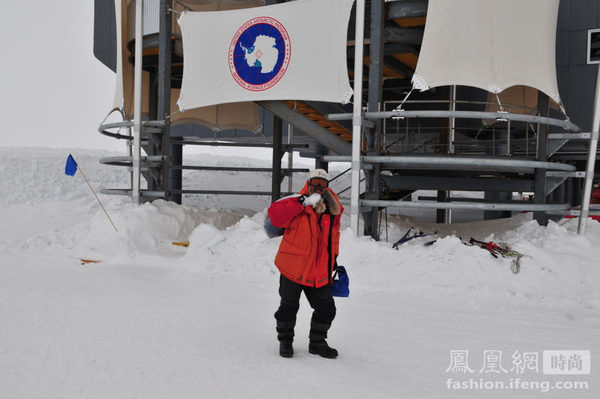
[176,0,354,111]
[413,0,562,104]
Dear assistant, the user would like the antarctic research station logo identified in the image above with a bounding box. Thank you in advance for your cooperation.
[228,16,291,91]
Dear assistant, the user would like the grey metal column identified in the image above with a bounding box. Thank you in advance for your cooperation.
[315,158,329,172]
[350,0,366,233]
[132,0,144,204]
[169,143,182,203]
[534,93,550,226]
[364,0,384,240]
[436,191,449,222]
[263,0,289,206]
[272,116,283,202]
[437,86,455,223]
[146,71,159,195]
[484,129,512,220]
[287,123,294,192]
[578,65,600,234]
[158,0,178,203]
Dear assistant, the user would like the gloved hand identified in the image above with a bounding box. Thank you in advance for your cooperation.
[322,189,334,204]
[302,193,322,208]
[322,190,341,215]
[315,199,326,214]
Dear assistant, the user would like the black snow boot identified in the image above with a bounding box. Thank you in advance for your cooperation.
[276,319,296,358]
[308,319,338,359]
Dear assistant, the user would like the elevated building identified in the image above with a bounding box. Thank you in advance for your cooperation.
[93,0,600,238]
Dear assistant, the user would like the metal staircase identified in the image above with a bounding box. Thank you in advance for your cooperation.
[98,118,168,200]
[282,101,353,142]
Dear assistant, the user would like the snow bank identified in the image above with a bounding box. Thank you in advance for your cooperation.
[2,147,599,315]
[56,200,600,315]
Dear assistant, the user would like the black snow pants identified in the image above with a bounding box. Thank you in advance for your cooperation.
[274,274,336,324]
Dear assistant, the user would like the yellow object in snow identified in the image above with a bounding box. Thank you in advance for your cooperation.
[172,241,190,247]
[80,259,101,265]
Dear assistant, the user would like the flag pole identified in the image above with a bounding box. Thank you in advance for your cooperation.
[132,0,143,205]
[578,65,600,235]
[350,0,366,236]
[77,166,119,232]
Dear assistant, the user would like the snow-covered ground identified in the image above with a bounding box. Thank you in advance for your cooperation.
[0,147,598,398]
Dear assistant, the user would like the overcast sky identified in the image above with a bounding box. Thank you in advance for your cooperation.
[0,1,121,151]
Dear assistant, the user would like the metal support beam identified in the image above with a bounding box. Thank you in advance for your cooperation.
[387,0,428,19]
[484,129,511,220]
[548,138,569,158]
[383,43,419,56]
[315,158,329,172]
[381,175,534,192]
[436,191,449,223]
[578,64,600,234]
[272,116,283,202]
[322,155,576,172]
[351,43,419,58]
[176,190,295,196]
[132,0,143,204]
[257,101,352,155]
[384,27,424,45]
[383,55,414,77]
[359,199,570,212]
[102,189,166,198]
[547,171,587,178]
[364,0,385,240]
[327,110,581,132]
[350,0,366,234]
[548,133,592,140]
[447,86,457,222]
[287,123,294,191]
[418,196,525,204]
[534,94,550,226]
[159,0,176,203]
[170,139,308,149]
[168,143,182,203]
[173,166,309,173]
[145,62,160,193]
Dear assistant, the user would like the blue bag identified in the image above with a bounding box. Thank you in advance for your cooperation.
[264,195,304,238]
[331,265,350,297]
[264,212,284,238]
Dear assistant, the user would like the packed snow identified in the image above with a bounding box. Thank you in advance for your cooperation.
[0,146,598,398]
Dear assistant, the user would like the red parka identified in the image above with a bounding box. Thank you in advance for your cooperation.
[268,182,343,287]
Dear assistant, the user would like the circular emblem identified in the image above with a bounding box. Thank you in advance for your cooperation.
[228,16,291,91]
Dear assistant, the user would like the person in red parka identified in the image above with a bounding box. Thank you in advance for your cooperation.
[267,169,343,359]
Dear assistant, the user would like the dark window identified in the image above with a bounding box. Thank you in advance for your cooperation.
[589,29,600,64]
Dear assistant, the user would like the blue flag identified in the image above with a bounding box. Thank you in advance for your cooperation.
[65,154,78,176]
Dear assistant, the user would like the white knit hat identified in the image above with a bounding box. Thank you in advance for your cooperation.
[309,169,329,181]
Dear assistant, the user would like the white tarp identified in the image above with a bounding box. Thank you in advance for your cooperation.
[412,0,562,104]
[176,0,354,111]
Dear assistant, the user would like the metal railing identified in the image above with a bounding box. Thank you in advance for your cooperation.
[328,99,580,160]
[323,101,583,214]
[98,118,309,200]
